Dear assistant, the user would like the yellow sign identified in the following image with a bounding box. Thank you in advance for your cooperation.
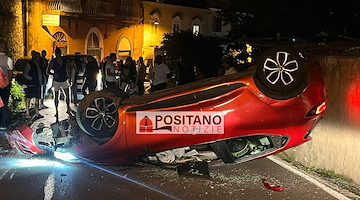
[42,15,60,26]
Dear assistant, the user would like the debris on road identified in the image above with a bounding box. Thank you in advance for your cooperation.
[262,178,284,192]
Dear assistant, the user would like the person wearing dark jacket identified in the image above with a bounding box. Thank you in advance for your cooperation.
[23,50,44,119]
[82,56,99,95]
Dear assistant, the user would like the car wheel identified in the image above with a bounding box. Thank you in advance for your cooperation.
[77,91,124,138]
[254,46,309,100]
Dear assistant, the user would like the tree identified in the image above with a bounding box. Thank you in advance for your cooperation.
[160,31,223,78]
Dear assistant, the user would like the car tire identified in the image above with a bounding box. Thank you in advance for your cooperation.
[254,46,309,100]
[76,90,127,138]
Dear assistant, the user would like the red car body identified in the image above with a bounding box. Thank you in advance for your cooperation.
[74,60,326,164]
[5,126,48,155]
[5,47,326,166]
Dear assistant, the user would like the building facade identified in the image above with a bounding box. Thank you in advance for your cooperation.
[142,0,230,62]
[14,0,229,63]
[24,0,143,62]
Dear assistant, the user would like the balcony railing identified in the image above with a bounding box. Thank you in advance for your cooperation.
[119,5,142,23]
[84,0,115,17]
[120,5,132,20]
[47,0,82,13]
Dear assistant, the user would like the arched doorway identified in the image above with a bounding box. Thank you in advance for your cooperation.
[117,37,131,61]
[85,27,103,63]
[86,33,101,62]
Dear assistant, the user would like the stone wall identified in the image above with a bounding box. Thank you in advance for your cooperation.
[0,0,24,60]
[286,55,360,185]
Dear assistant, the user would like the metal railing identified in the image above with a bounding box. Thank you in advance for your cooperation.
[46,0,82,13]
[120,5,133,20]
[46,0,141,21]
[84,0,115,17]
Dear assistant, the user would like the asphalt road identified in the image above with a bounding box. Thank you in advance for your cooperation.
[0,152,351,200]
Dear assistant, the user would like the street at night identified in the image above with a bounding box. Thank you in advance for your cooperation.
[1,151,356,200]
[2,0,360,199]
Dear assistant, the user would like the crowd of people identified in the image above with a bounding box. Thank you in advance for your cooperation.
[101,53,172,95]
[0,44,176,130]
[0,42,242,131]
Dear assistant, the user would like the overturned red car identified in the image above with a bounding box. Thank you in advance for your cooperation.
[6,46,326,168]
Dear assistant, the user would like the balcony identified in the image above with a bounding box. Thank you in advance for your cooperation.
[84,0,115,18]
[118,5,142,23]
[120,5,132,20]
[47,0,82,13]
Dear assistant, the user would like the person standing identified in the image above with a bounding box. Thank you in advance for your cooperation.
[47,48,71,121]
[151,55,171,92]
[82,56,99,95]
[136,57,146,95]
[0,40,13,130]
[67,57,78,106]
[105,53,117,89]
[120,56,136,86]
[23,51,44,119]
[39,50,49,109]
[100,56,109,89]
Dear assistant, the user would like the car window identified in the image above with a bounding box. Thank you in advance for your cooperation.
[127,83,245,112]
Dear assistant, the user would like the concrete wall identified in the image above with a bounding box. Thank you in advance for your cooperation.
[286,55,360,185]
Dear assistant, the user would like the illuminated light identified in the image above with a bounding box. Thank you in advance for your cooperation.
[96,71,103,90]
[346,78,360,127]
[54,151,78,162]
[14,159,64,167]
[306,101,327,117]
[247,57,252,63]
[315,102,327,115]
[246,43,252,53]
[153,20,160,25]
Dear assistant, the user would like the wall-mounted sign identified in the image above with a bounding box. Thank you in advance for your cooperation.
[42,15,60,26]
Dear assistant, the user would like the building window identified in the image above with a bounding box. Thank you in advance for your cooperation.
[213,16,222,32]
[193,25,200,36]
[192,18,201,36]
[86,32,101,62]
[53,32,67,54]
[87,32,99,48]
[172,16,181,33]
[151,13,160,33]
[121,0,133,19]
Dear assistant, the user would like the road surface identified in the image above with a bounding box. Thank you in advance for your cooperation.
[0,151,352,200]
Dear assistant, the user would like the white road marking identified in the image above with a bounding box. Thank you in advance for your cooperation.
[9,172,14,180]
[0,169,9,180]
[44,172,55,200]
[268,155,351,200]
